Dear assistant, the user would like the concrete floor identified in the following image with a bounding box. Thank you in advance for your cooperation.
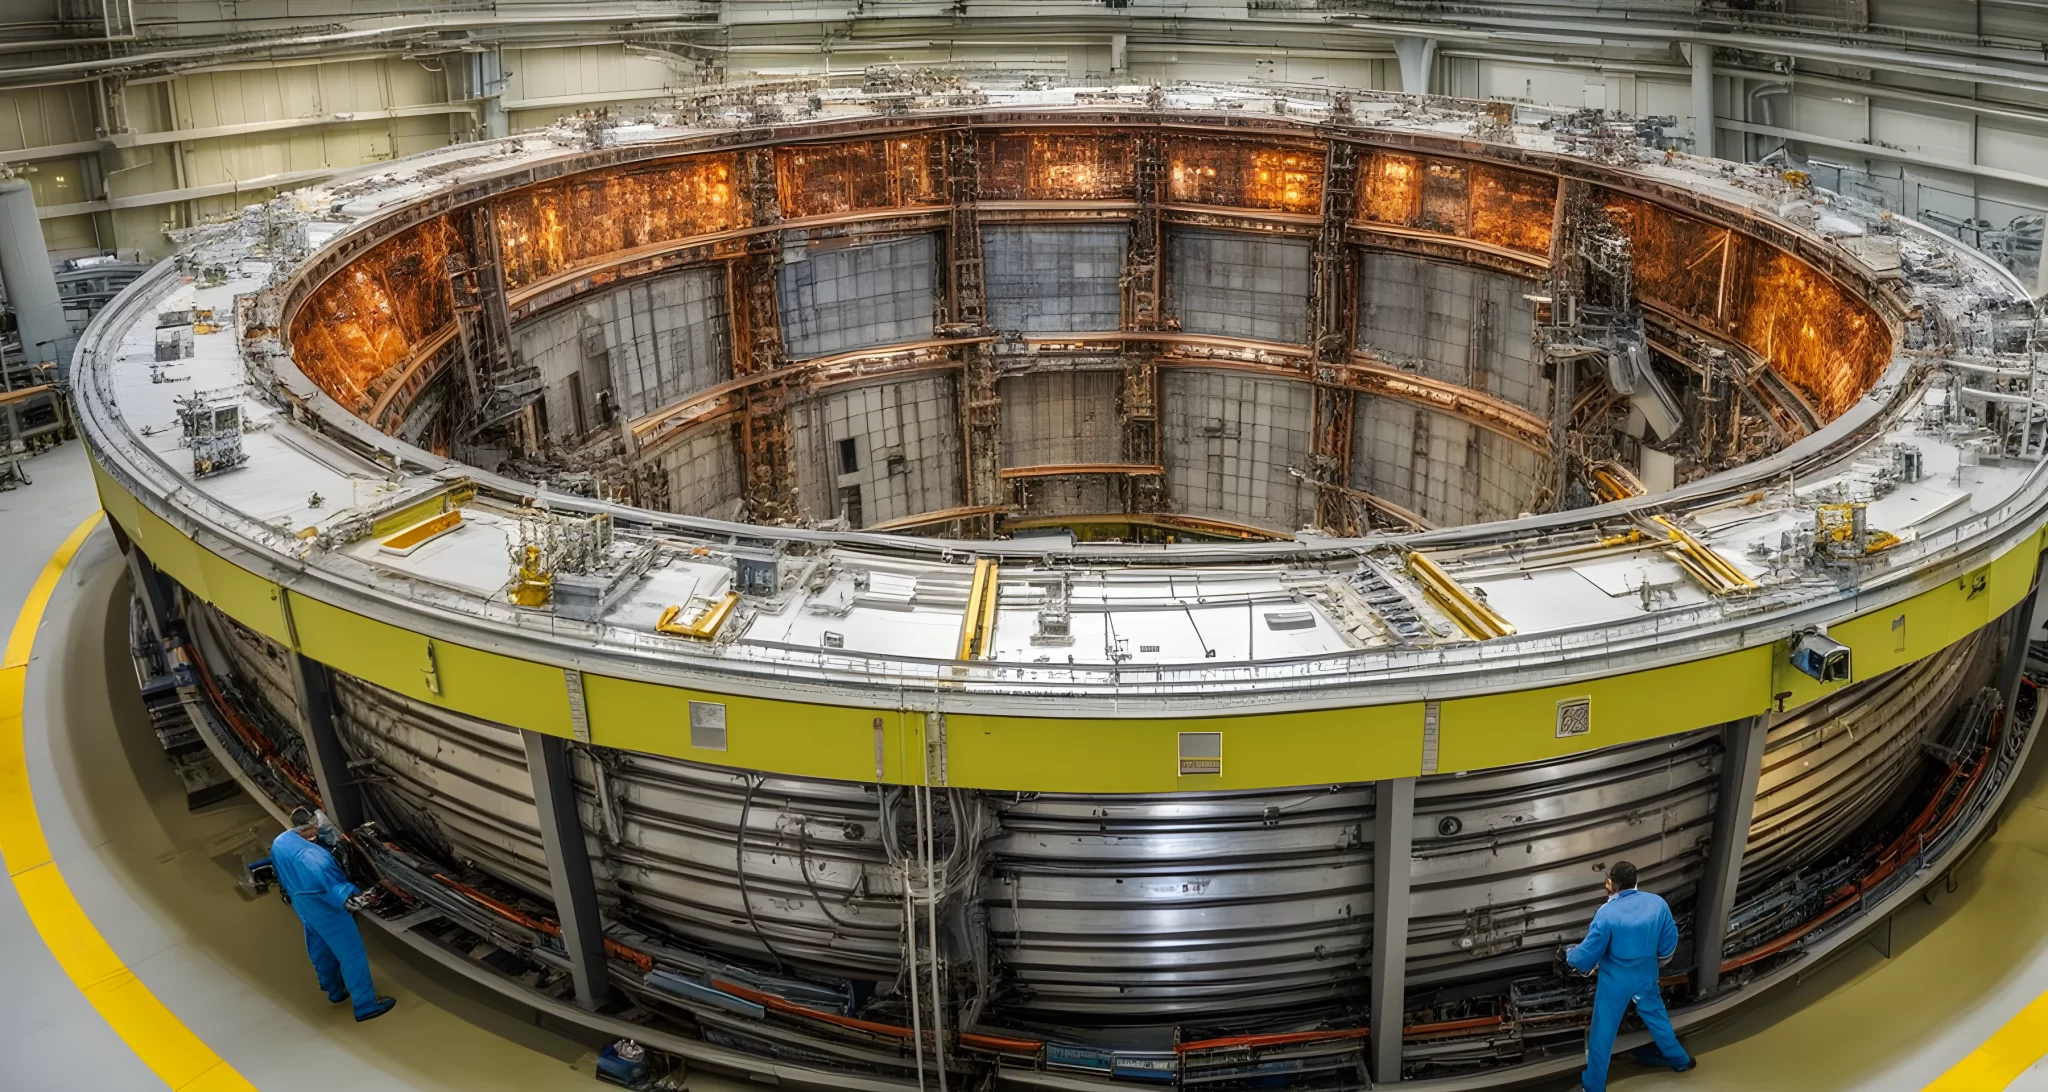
[4,436,2048,1091]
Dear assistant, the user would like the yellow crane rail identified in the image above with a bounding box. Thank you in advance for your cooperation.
[1650,515,1759,595]
[957,557,1001,660]
[1405,552,1517,641]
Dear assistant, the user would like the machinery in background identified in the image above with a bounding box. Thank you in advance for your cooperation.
[174,390,247,478]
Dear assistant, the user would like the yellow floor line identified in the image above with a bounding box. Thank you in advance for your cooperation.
[1,512,258,1092]
[1926,987,2048,1090]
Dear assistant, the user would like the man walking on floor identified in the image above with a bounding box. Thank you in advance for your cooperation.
[1565,859,1695,1091]
[269,807,396,1022]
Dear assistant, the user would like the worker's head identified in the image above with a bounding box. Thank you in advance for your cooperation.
[1605,860,1639,896]
[289,806,321,840]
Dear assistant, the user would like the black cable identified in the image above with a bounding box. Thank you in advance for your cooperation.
[735,774,787,972]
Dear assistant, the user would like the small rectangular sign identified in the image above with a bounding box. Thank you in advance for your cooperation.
[1555,697,1592,739]
[1178,731,1222,775]
[689,700,728,751]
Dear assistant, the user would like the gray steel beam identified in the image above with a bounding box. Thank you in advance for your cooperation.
[523,730,612,1010]
[1369,776,1415,1084]
[1691,42,1716,160]
[1997,552,2047,720]
[122,545,178,647]
[289,653,365,832]
[1690,713,1768,1000]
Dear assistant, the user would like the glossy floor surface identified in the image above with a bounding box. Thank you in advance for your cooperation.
[1,438,2045,1092]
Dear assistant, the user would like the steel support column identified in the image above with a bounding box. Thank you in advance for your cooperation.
[732,146,798,523]
[291,654,365,832]
[1119,124,1166,515]
[123,545,179,649]
[1369,776,1415,1084]
[946,128,1001,537]
[1691,43,1717,160]
[1394,37,1437,97]
[1310,140,1360,534]
[522,730,612,1011]
[1690,713,1768,999]
[1997,552,2047,719]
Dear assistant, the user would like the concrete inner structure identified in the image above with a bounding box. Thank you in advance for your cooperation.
[9,5,2048,1092]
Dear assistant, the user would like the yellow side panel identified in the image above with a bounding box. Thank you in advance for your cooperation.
[195,552,291,647]
[946,703,1427,793]
[286,591,571,736]
[1434,645,1773,773]
[88,459,140,542]
[134,505,208,602]
[581,673,904,782]
[1774,538,2041,710]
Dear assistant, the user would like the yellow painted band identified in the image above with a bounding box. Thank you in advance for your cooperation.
[0,511,257,1091]
[1925,989,2048,1090]
[88,458,2048,792]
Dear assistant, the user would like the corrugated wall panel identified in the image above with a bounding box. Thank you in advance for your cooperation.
[1356,250,1543,414]
[1349,396,1545,527]
[999,369,1122,467]
[983,225,1127,333]
[779,234,936,359]
[791,376,963,527]
[1167,229,1312,345]
[1161,368,1314,531]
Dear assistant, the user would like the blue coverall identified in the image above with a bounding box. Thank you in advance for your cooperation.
[268,829,380,1018]
[1566,887,1692,1091]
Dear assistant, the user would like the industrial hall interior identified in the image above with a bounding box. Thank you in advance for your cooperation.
[14,1,2048,1090]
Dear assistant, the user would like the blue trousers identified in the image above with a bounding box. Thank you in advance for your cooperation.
[1581,968,1689,1091]
[298,901,379,1018]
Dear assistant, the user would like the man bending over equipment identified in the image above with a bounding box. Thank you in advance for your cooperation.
[269,807,396,1022]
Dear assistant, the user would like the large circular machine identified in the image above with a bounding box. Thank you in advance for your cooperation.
[77,82,2048,1089]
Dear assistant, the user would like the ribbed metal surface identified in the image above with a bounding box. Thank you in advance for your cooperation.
[1409,729,1719,985]
[984,784,1375,1018]
[580,750,907,980]
[199,602,1994,1030]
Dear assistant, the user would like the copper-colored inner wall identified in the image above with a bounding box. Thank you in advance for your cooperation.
[1360,150,1557,257]
[1603,191,1888,419]
[493,153,745,292]
[775,135,944,218]
[282,122,1892,464]
[288,214,458,417]
[1167,135,1323,214]
[978,131,1135,201]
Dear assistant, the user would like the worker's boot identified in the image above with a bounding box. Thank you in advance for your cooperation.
[355,996,397,1023]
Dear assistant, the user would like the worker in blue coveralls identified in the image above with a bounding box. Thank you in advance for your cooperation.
[1564,860,1695,1091]
[268,807,396,1022]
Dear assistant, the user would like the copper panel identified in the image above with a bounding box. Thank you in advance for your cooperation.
[1362,152,1421,226]
[979,132,1135,201]
[1363,152,1555,258]
[1166,136,1322,214]
[1601,193,1726,323]
[289,215,458,416]
[1468,164,1556,256]
[1603,190,1889,421]
[775,136,942,218]
[491,153,744,291]
[1728,243,1890,420]
[1417,159,1470,237]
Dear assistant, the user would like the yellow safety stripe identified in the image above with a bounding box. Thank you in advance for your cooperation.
[1,511,259,1092]
[1925,989,2048,1090]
